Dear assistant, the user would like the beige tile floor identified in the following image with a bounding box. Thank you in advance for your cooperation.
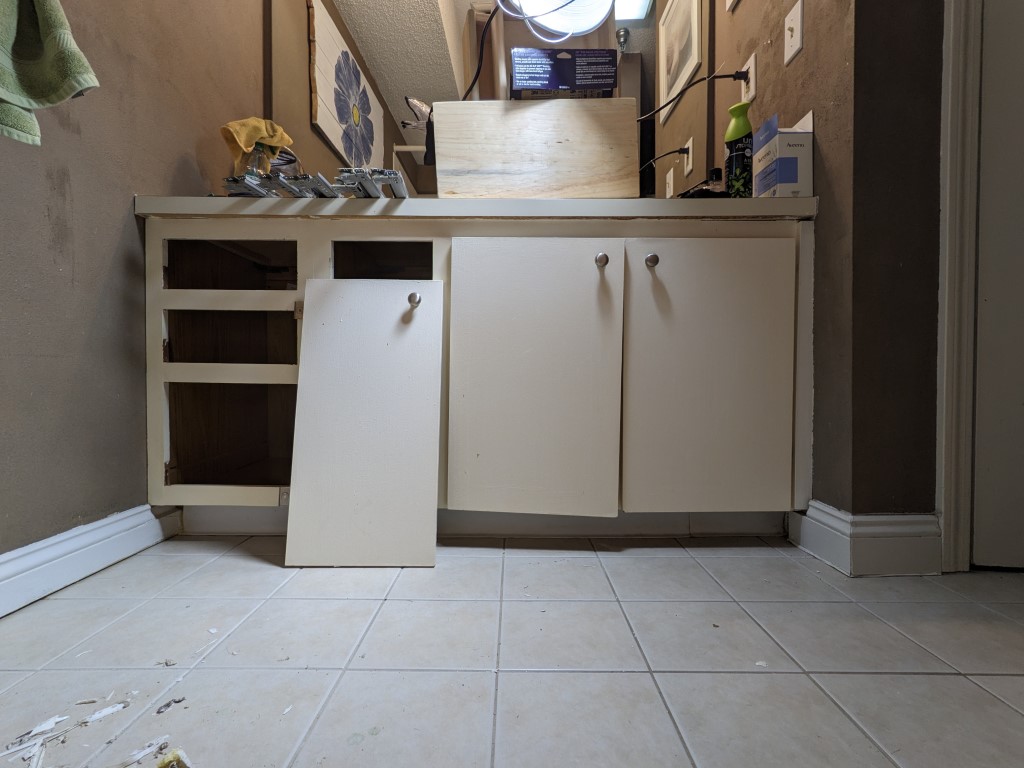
[1,535,1023,767]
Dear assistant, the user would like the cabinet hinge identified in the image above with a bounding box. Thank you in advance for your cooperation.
[294,301,304,320]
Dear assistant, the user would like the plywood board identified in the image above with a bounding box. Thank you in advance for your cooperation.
[286,279,443,566]
[433,99,639,198]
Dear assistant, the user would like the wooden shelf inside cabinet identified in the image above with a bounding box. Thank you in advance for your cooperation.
[148,237,303,507]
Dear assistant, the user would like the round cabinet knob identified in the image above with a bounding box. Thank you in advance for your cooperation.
[595,253,609,268]
[645,253,660,268]
[408,292,422,308]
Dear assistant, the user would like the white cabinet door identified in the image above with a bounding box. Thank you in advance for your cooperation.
[286,279,443,566]
[448,238,624,516]
[621,238,796,512]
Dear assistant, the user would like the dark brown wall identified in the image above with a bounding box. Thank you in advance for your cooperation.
[851,0,942,514]
[0,3,264,555]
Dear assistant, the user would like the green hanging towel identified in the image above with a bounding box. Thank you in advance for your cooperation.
[0,0,99,145]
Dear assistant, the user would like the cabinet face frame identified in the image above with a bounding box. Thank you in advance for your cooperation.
[142,207,813,518]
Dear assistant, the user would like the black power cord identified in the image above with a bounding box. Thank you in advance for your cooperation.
[462,6,501,101]
[640,146,689,174]
[637,69,749,123]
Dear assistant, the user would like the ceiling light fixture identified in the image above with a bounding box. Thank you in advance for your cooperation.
[614,0,654,21]
[499,0,615,41]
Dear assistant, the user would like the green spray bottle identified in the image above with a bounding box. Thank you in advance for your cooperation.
[724,101,753,197]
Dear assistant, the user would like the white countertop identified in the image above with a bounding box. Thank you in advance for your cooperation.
[134,196,818,221]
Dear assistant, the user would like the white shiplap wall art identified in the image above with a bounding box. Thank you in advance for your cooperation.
[309,0,384,168]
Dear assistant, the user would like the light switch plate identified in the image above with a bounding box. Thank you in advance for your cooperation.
[741,51,757,102]
[684,137,694,176]
[665,167,674,198]
[785,0,804,65]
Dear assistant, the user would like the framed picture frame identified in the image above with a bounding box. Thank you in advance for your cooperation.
[308,0,385,168]
[658,0,702,124]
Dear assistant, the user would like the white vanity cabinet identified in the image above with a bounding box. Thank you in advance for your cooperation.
[446,235,798,517]
[136,196,815,528]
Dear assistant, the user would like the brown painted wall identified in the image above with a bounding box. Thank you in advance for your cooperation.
[657,0,713,196]
[0,2,264,554]
[851,0,941,514]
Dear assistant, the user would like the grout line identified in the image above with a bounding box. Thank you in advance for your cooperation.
[804,674,907,768]
[591,539,701,768]
[855,602,971,673]
[4,665,991,675]
[31,598,156,672]
[490,539,506,768]
[963,675,1024,718]
[976,601,1024,625]
[277,670,346,768]
[682,547,902,765]
[690,558,807,674]
[69,552,297,768]
[283,567,400,768]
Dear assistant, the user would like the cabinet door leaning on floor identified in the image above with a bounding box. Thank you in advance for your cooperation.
[286,279,443,566]
[447,237,624,517]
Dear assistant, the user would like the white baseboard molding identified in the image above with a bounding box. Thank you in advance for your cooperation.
[177,506,787,539]
[789,501,942,576]
[0,505,181,618]
[183,505,289,535]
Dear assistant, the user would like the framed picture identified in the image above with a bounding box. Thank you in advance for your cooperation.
[308,0,384,168]
[658,0,702,124]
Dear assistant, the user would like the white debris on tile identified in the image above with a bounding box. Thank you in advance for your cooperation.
[83,700,129,723]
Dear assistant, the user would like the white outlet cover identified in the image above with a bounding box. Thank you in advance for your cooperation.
[785,0,804,65]
[684,137,694,176]
[665,167,674,198]
[742,51,757,102]
[726,0,740,11]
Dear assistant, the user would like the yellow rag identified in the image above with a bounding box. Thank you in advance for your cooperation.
[220,117,293,174]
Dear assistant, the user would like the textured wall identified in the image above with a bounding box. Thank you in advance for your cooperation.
[331,0,462,143]
[712,0,855,510]
[656,0,713,196]
[0,1,264,554]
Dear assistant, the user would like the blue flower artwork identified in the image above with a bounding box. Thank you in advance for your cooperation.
[333,50,375,168]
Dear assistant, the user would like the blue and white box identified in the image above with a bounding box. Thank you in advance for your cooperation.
[752,112,814,197]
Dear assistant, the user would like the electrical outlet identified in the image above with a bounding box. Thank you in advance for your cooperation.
[741,51,757,102]
[665,167,674,198]
[785,0,804,65]
[684,137,694,176]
